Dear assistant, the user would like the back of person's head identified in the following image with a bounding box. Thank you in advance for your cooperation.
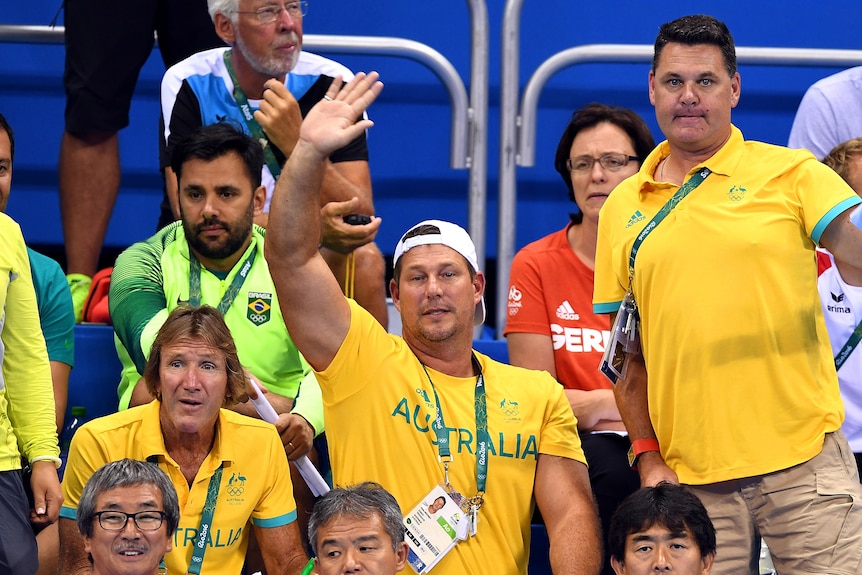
[76,459,181,538]
[823,137,862,192]
[653,15,737,77]
[170,121,264,189]
[553,103,655,221]
[0,112,14,161]
[607,482,716,563]
[308,482,406,556]
[142,305,246,406]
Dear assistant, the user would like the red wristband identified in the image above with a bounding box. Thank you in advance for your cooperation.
[628,438,661,469]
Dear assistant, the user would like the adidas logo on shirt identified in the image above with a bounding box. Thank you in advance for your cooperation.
[625,210,646,229]
[556,301,579,321]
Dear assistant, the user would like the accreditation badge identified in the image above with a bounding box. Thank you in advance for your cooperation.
[403,485,469,573]
[599,288,641,384]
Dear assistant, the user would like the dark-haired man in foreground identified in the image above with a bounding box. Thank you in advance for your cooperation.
[608,483,715,575]
[306,482,408,575]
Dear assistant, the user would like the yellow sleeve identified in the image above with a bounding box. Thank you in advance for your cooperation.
[60,423,107,519]
[252,426,298,527]
[290,367,324,436]
[538,374,587,465]
[1,216,58,464]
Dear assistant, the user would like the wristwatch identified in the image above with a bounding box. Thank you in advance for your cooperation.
[627,438,660,470]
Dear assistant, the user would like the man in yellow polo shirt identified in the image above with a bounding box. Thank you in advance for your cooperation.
[594,14,862,575]
[59,306,307,575]
[262,72,602,575]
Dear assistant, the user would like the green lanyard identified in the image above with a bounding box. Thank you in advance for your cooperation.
[628,167,711,281]
[421,354,488,500]
[188,248,256,314]
[187,464,224,575]
[146,456,223,575]
[835,319,862,371]
[222,49,284,180]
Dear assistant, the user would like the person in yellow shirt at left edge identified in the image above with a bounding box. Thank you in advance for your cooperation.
[0,209,63,574]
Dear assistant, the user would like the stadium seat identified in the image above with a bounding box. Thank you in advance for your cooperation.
[66,324,122,424]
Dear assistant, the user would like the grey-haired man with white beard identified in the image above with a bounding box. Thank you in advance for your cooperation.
[158,0,388,328]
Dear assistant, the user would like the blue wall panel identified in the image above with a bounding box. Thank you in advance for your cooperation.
[2,1,861,259]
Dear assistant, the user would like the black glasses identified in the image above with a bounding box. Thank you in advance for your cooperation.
[566,153,639,173]
[93,511,166,531]
[234,1,308,24]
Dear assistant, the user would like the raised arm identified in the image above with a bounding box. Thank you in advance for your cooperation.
[256,79,375,216]
[260,73,383,371]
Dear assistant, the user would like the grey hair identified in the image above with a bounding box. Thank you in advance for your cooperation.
[308,482,406,555]
[207,0,238,23]
[76,459,181,538]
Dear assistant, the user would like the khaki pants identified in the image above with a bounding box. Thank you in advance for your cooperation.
[687,431,862,575]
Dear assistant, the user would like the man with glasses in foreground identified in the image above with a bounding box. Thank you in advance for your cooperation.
[159,0,388,328]
[75,459,178,575]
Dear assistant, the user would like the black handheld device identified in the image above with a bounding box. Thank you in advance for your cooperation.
[343,214,372,225]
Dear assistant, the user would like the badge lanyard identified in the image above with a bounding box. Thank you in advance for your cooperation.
[420,354,488,534]
[222,50,284,180]
[835,319,862,371]
[188,248,256,314]
[146,456,223,575]
[607,167,712,383]
[187,464,224,575]
[628,167,711,284]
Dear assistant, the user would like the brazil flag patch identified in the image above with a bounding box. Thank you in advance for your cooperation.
[247,292,272,325]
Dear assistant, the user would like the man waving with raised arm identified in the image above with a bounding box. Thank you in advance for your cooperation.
[262,73,602,575]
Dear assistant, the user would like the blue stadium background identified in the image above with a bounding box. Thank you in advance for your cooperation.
[3,1,862,332]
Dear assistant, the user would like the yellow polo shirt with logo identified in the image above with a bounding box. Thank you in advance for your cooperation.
[317,300,584,575]
[60,401,297,575]
[594,125,862,485]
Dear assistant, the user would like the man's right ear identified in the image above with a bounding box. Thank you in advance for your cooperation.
[213,13,237,45]
[610,556,626,575]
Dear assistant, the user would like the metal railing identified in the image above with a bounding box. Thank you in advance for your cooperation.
[0,19,492,275]
[497,0,862,336]
[0,24,472,168]
[518,44,862,166]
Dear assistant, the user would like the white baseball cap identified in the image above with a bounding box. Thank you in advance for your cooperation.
[393,220,486,326]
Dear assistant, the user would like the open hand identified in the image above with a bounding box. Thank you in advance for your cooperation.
[294,72,383,159]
